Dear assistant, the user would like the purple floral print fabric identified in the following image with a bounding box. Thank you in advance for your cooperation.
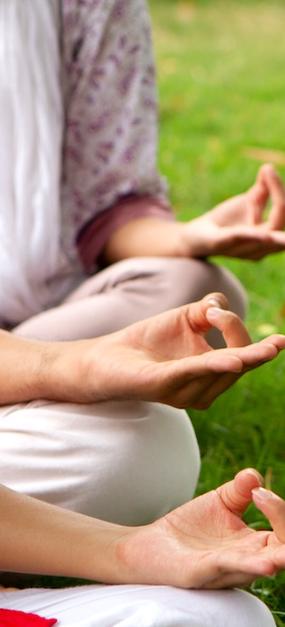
[60,0,169,266]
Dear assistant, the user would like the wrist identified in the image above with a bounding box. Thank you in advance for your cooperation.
[180,218,211,258]
[36,339,98,403]
[40,336,119,404]
[58,516,137,584]
[0,332,66,404]
[28,339,74,402]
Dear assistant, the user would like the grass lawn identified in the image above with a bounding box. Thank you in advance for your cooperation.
[149,0,285,622]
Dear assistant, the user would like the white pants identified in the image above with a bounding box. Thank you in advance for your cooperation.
[0,585,275,626]
[0,258,272,624]
[0,400,200,524]
[3,257,245,523]
[0,403,275,627]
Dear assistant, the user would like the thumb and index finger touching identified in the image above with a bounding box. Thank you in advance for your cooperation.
[248,164,285,231]
[217,468,263,518]
[199,293,285,538]
[187,292,285,352]
[183,204,285,531]
[186,291,251,348]
[217,470,285,550]
[252,487,285,544]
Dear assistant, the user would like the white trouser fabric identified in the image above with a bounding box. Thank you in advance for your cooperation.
[0,400,200,524]
[3,257,245,524]
[0,585,275,627]
[0,257,269,624]
[14,257,247,343]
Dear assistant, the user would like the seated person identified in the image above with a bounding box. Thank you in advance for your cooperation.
[0,296,284,625]
[0,466,283,626]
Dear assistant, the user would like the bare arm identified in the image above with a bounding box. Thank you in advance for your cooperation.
[103,165,285,263]
[0,330,67,404]
[103,215,185,263]
[1,294,285,407]
[1,469,285,587]
[0,481,128,583]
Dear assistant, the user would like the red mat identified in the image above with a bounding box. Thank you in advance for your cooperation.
[0,609,57,626]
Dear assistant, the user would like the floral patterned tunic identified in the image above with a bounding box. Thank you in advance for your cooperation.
[60,0,171,271]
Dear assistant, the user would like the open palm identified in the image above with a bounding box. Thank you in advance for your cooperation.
[78,292,285,408]
[183,164,285,259]
[119,469,285,589]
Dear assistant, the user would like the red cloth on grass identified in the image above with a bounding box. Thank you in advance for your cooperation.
[0,609,57,626]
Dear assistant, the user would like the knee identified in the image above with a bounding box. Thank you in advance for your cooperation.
[161,588,273,627]
[0,400,200,525]
[126,588,274,627]
[130,599,191,626]
[144,257,247,348]
[151,257,247,319]
[87,402,200,524]
[212,589,275,627]
[199,589,274,627]
[83,402,200,524]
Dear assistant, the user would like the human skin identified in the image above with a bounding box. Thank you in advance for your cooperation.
[0,293,284,407]
[104,164,285,263]
[253,487,285,545]
[1,468,285,588]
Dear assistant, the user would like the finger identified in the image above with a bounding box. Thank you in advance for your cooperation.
[242,246,285,261]
[204,337,285,401]
[161,337,282,408]
[219,236,278,259]
[246,167,269,225]
[164,352,244,387]
[217,468,263,517]
[205,560,276,589]
[221,243,266,259]
[194,542,276,589]
[207,339,281,371]
[225,239,285,260]
[213,226,273,255]
[193,371,240,408]
[206,307,251,347]
[267,230,285,246]
[206,572,266,589]
[252,487,285,543]
[161,373,218,409]
[185,292,229,334]
[162,336,284,397]
[262,164,285,230]
[210,223,285,259]
[216,227,285,259]
[259,333,285,351]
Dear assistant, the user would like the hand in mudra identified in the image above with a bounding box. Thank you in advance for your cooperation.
[182,164,285,259]
[118,469,285,589]
[72,291,285,408]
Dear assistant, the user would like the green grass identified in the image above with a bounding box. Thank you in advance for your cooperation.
[150,0,285,621]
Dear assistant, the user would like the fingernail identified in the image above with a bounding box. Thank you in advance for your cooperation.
[252,487,281,502]
[245,468,263,485]
[206,307,223,319]
[207,298,222,308]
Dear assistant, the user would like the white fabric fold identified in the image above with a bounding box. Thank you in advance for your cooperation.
[0,0,74,325]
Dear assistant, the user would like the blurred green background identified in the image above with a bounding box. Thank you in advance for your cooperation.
[149,0,285,622]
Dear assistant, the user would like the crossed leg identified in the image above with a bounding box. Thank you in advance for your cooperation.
[1,258,270,626]
[0,584,275,627]
[13,257,247,342]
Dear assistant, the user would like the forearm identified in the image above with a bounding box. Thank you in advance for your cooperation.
[0,483,132,583]
[103,217,187,263]
[0,330,91,405]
